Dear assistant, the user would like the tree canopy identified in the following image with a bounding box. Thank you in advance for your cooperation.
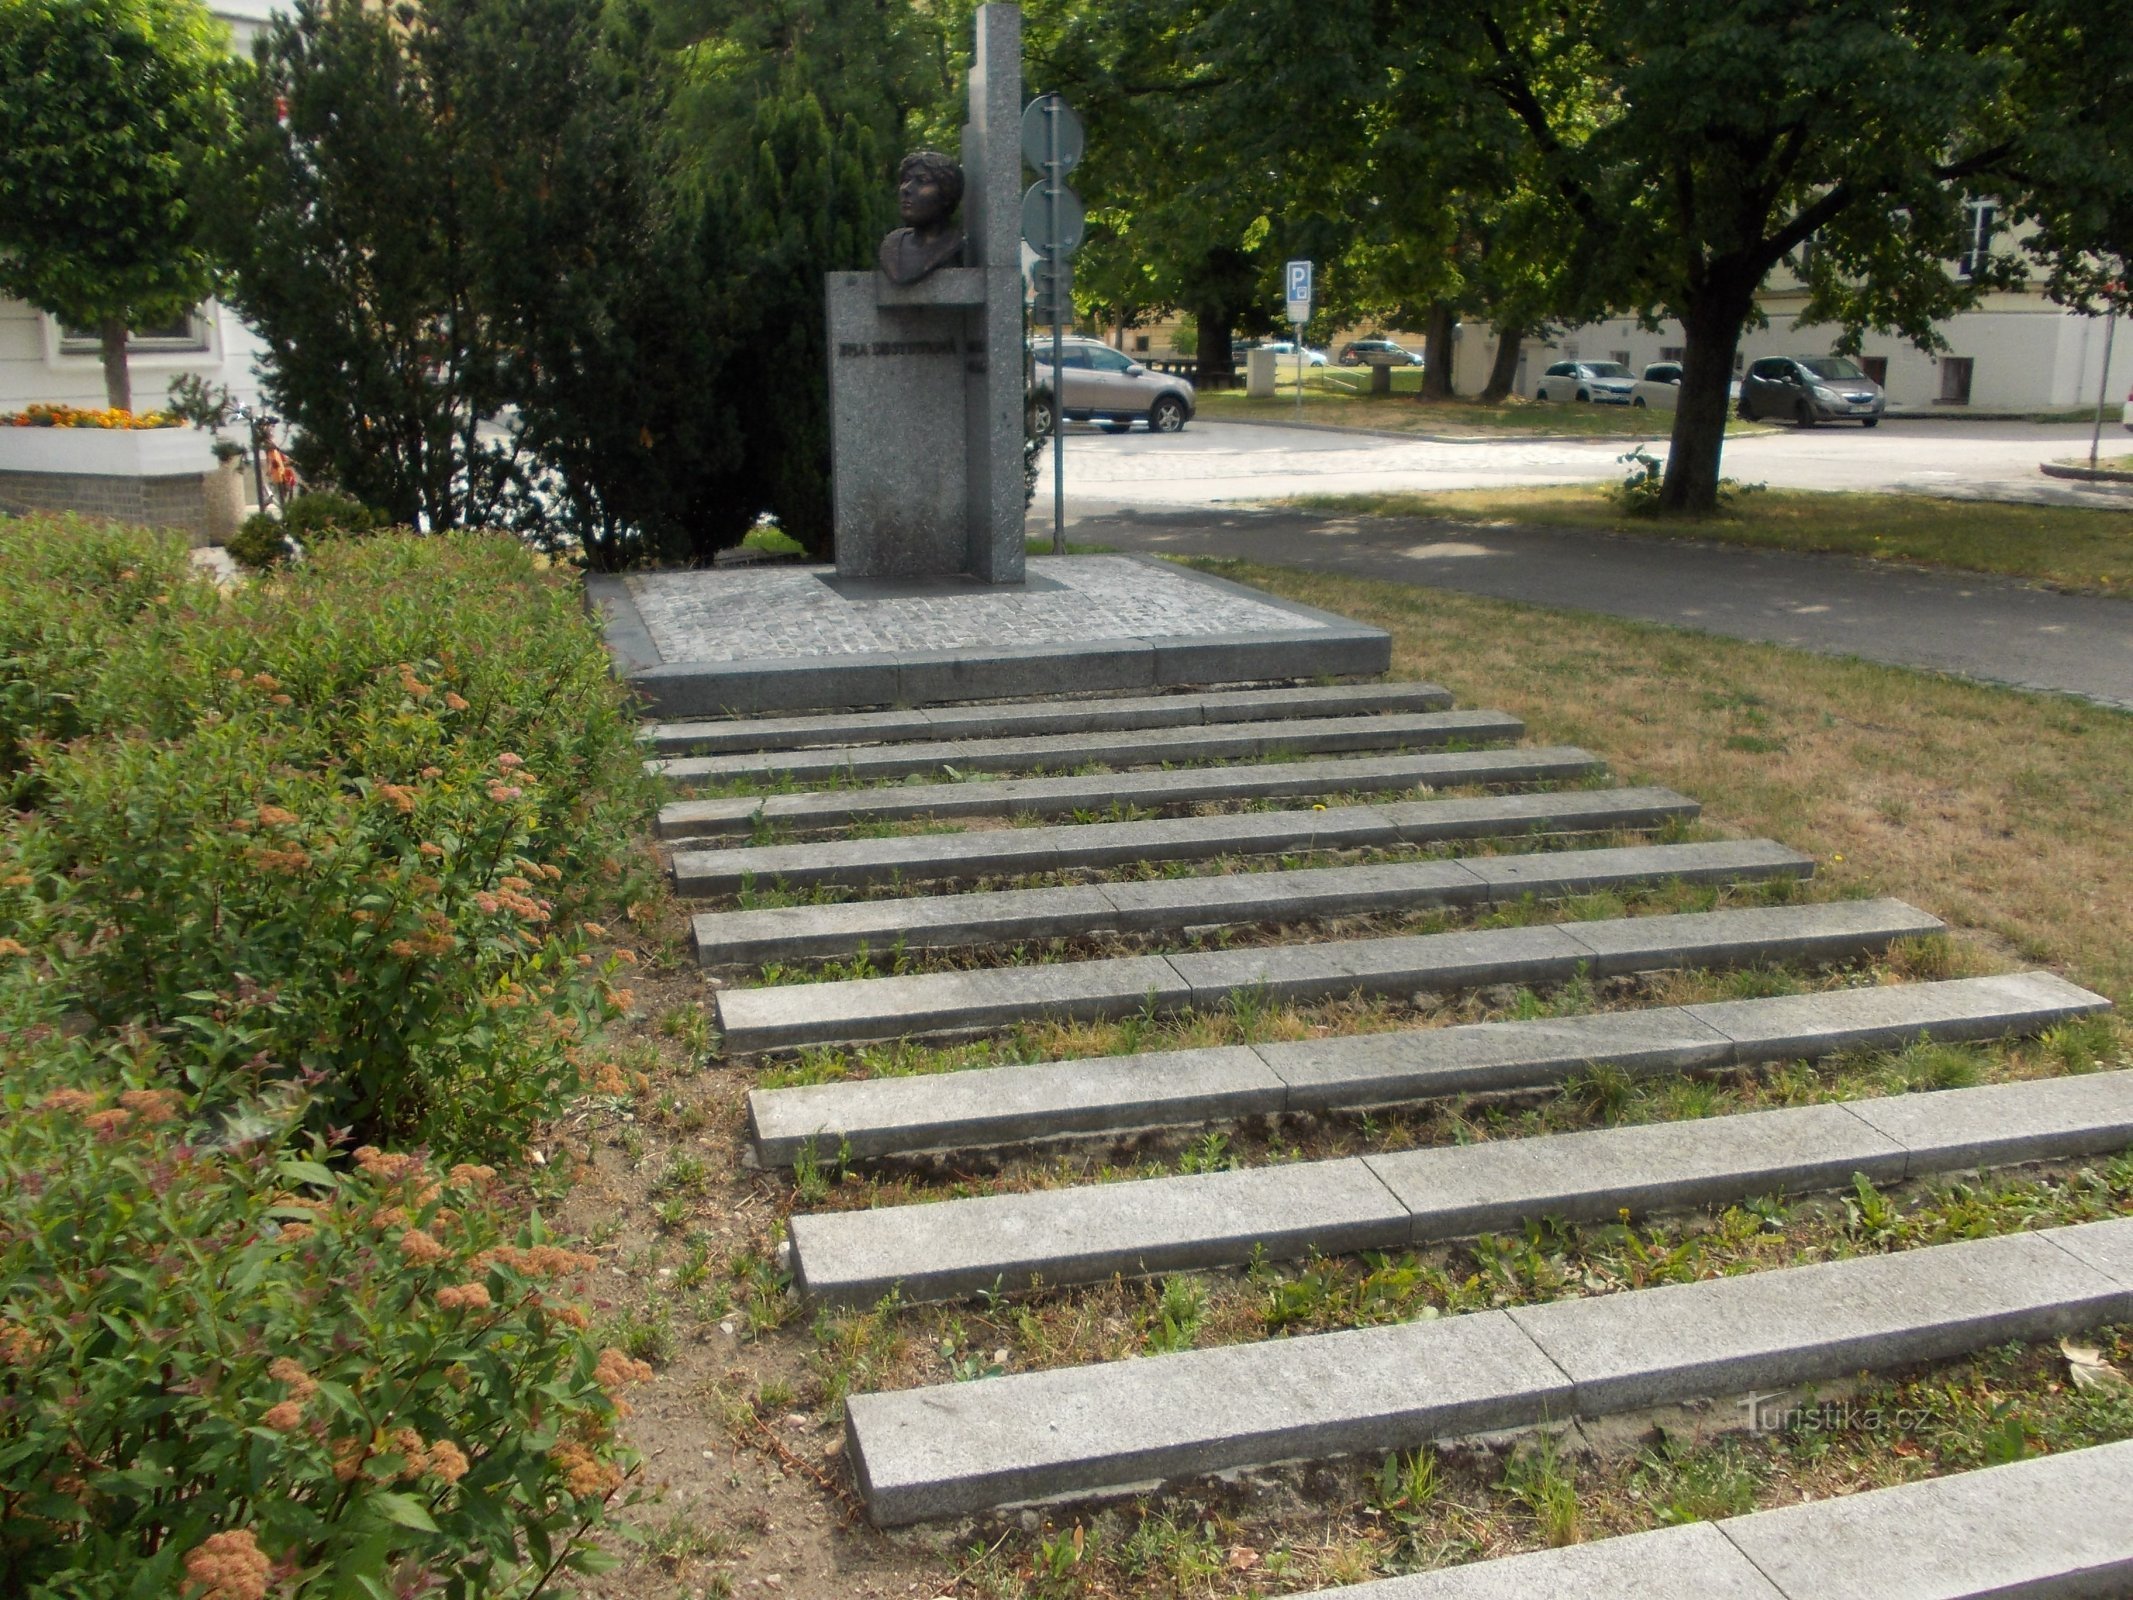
[0,0,235,410]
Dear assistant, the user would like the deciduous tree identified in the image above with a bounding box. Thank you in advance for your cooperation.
[0,0,235,411]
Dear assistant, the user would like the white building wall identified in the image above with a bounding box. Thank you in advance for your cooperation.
[1458,297,2133,414]
[0,1,283,416]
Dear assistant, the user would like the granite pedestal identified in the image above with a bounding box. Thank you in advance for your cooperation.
[587,553,1391,716]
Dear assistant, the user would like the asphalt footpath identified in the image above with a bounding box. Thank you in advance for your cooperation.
[1068,505,2133,712]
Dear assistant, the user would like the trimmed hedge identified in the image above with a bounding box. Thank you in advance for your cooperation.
[0,516,653,1594]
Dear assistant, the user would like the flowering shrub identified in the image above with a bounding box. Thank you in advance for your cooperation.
[0,517,652,1158]
[1,401,180,428]
[0,984,643,1596]
[0,517,653,1591]
[0,515,196,795]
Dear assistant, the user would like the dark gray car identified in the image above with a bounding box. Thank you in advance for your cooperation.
[1739,356,1885,427]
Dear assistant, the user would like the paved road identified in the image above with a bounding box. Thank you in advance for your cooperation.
[1054,417,2133,513]
[1068,504,2133,712]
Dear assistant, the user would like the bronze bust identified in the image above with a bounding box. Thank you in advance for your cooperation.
[878,150,965,286]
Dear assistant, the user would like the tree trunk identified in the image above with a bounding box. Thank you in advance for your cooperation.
[99,318,132,412]
[1479,324,1523,403]
[1195,304,1237,388]
[1659,286,1754,515]
[1421,301,1456,400]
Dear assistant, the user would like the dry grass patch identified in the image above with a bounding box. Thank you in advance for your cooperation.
[1281,487,2133,594]
[1182,558,2133,1003]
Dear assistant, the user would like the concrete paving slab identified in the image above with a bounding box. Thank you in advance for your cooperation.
[1261,1008,1733,1109]
[791,1158,1410,1306]
[714,955,1192,1055]
[668,785,1700,894]
[692,883,1122,967]
[1291,1522,1781,1600]
[1846,1071,2133,1176]
[1717,1438,2133,1600]
[1094,858,1484,932]
[645,682,1455,757]
[1286,1444,2133,1599]
[716,901,1949,1053]
[792,1093,1978,1304]
[1687,970,2111,1059]
[1508,1226,2131,1415]
[846,1309,1572,1524]
[749,1046,1283,1166]
[1365,1103,1907,1241]
[1168,925,1592,1007]
[1561,898,1945,975]
[654,747,1607,839]
[2039,1213,2133,1287]
[748,975,2111,1163]
[1463,839,1812,896]
[654,709,1524,787]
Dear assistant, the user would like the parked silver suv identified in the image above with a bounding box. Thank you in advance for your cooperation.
[1029,336,1196,432]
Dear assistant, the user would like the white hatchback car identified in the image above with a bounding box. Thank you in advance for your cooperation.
[1535,360,1637,404]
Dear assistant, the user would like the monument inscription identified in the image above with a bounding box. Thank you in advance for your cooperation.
[826,4,1025,584]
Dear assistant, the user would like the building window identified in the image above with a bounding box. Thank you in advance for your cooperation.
[1660,346,1685,362]
[1938,357,1974,405]
[58,308,210,353]
[1133,334,1150,352]
[1861,356,1889,387]
[1956,203,1995,279]
[1609,349,1631,367]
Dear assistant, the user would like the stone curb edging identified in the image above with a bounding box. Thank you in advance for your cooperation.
[1283,1438,2133,1598]
[2039,460,2133,484]
[750,972,2108,1165]
[787,1065,2133,1306]
[658,747,1605,841]
[671,785,1698,897]
[691,837,1799,968]
[638,681,1455,757]
[652,708,1525,788]
[711,897,1946,1055]
[843,1216,2133,1524]
[750,972,2098,1169]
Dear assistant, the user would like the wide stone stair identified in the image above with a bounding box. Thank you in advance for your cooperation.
[653,678,2126,1584]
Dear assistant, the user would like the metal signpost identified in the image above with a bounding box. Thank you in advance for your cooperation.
[2091,290,2120,470]
[1285,259,1312,418]
[1022,92,1083,554]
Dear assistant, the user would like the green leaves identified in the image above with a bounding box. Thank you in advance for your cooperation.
[0,0,236,405]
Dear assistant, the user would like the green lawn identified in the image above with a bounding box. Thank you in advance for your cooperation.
[1286,485,2133,594]
[1197,376,1770,437]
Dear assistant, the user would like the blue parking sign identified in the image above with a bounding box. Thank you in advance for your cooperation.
[1285,259,1312,322]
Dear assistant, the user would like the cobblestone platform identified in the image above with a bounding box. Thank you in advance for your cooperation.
[587,554,1390,714]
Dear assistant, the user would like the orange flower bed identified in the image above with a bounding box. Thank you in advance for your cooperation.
[2,402,180,430]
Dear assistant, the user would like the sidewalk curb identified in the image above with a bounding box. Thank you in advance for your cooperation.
[2040,461,2133,485]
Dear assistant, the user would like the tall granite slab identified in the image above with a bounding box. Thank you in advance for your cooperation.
[828,4,1025,583]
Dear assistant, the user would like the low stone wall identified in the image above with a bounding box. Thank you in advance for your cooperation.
[0,467,217,542]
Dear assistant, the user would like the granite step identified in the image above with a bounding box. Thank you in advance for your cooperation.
[789,1070,2133,1306]
[691,839,1812,968]
[659,746,1605,841]
[652,709,1524,789]
[748,972,2112,1164]
[639,682,1455,756]
[712,897,1945,1055]
[844,1215,2133,1523]
[1282,1439,2133,1599]
[671,785,1699,896]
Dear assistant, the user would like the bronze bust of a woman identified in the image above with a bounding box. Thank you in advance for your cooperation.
[878,150,966,286]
